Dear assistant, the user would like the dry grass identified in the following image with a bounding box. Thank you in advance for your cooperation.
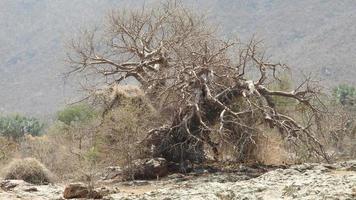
[19,133,81,181]
[15,90,160,183]
[0,86,352,185]
[209,129,291,165]
[96,95,160,166]
[2,158,54,184]
[254,131,292,165]
[0,136,19,166]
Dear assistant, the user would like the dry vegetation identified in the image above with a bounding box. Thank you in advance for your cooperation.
[0,86,160,184]
[2,0,356,117]
[67,1,331,164]
[2,158,54,185]
[0,1,355,187]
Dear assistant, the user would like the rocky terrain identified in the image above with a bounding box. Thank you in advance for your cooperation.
[1,160,355,200]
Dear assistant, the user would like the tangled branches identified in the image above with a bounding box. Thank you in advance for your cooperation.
[68,2,330,163]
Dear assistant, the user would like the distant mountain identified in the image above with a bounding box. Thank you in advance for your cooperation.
[196,0,356,85]
[0,0,145,118]
[0,0,355,117]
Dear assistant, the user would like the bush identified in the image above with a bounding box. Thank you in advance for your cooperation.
[19,134,72,180]
[18,87,158,182]
[0,114,44,140]
[333,84,356,106]
[96,93,160,168]
[2,158,54,184]
[0,137,18,163]
[56,104,97,125]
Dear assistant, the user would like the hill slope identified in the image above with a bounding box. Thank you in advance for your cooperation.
[0,0,355,117]
[0,0,144,117]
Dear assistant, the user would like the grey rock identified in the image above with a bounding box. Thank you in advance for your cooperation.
[123,158,169,180]
[101,166,123,180]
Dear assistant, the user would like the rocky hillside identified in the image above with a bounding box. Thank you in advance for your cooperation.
[1,0,356,116]
[0,160,355,199]
[194,0,356,86]
[0,0,145,117]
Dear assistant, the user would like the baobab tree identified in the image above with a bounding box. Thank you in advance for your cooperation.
[67,2,329,163]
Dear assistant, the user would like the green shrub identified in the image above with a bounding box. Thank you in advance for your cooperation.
[56,104,97,125]
[0,114,44,140]
[333,84,356,106]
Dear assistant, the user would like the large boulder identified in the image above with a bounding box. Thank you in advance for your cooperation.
[63,183,102,199]
[124,158,168,180]
[101,166,123,180]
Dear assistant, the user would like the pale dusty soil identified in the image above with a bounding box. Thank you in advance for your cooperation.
[0,160,356,200]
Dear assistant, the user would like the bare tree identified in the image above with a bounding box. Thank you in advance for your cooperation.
[68,2,329,164]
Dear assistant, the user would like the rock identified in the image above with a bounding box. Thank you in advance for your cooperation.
[0,180,63,200]
[167,160,193,173]
[352,187,356,198]
[216,190,236,200]
[290,163,315,172]
[108,160,356,199]
[63,183,103,199]
[124,158,168,180]
[97,186,117,197]
[2,160,356,200]
[101,166,123,180]
[23,187,39,192]
[0,180,21,191]
[343,160,356,171]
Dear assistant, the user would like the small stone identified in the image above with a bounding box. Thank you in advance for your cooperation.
[0,180,21,191]
[352,187,356,197]
[63,183,102,199]
[23,187,38,192]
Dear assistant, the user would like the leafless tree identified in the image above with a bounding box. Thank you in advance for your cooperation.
[68,2,329,163]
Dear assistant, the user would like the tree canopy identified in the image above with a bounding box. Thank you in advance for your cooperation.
[56,104,97,125]
[0,114,43,140]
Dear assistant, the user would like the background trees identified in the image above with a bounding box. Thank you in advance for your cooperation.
[56,104,97,125]
[333,84,356,106]
[0,114,43,140]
